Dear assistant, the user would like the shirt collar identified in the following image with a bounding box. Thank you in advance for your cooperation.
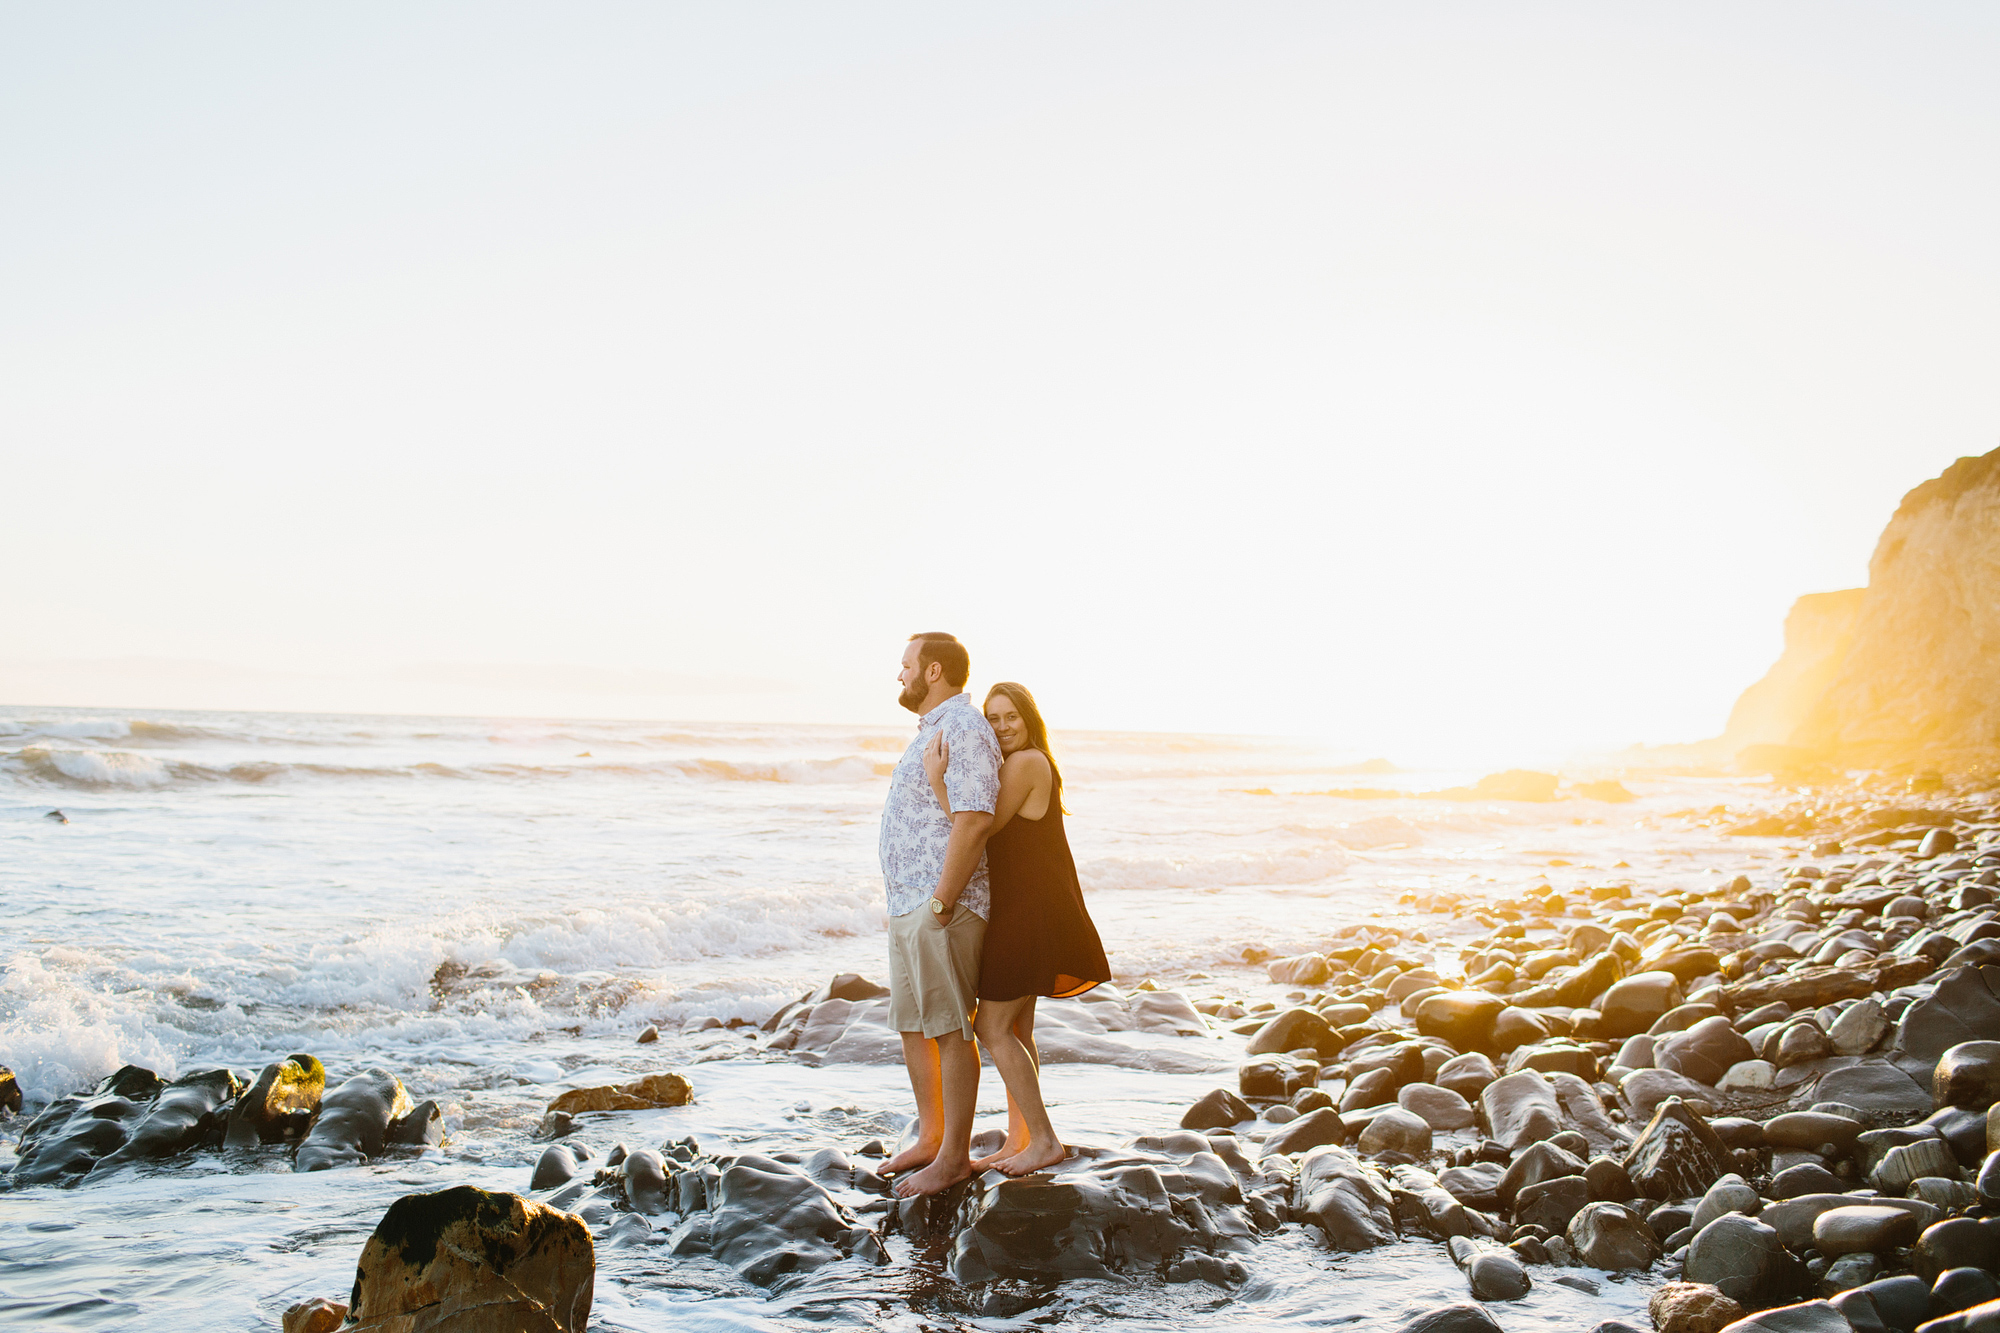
[917,692,970,730]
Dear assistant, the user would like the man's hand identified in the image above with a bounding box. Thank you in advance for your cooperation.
[931,807,993,923]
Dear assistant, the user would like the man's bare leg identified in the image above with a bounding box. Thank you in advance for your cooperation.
[881,1031,942,1176]
[895,1029,981,1196]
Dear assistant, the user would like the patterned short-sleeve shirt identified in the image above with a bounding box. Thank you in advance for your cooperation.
[879,693,1001,919]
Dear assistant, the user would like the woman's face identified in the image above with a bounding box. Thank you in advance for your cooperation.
[985,695,1029,756]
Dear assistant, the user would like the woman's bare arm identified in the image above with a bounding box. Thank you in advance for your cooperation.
[989,749,1051,835]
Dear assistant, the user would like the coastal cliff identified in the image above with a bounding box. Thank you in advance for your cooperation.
[1722,447,2000,771]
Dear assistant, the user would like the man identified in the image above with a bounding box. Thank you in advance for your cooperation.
[877,631,1001,1197]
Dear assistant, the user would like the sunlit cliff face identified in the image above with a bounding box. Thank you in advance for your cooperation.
[986,695,1028,757]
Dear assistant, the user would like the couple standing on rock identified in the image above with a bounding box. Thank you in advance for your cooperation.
[876,631,1112,1197]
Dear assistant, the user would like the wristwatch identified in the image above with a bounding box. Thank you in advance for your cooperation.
[929,897,946,916]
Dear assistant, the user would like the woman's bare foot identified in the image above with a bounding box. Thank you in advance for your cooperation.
[879,1142,939,1176]
[996,1140,1066,1177]
[971,1139,1026,1172]
[893,1155,972,1197]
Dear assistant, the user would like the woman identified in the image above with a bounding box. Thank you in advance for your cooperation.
[923,681,1110,1176]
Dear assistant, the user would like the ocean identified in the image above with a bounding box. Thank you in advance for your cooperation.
[0,705,1785,1331]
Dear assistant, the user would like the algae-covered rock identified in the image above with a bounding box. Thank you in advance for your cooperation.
[343,1186,592,1332]
[225,1055,325,1147]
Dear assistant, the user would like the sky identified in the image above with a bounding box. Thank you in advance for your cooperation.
[2,3,1995,759]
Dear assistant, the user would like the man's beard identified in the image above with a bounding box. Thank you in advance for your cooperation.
[897,680,929,714]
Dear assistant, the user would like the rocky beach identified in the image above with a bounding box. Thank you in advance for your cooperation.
[9,449,2000,1333]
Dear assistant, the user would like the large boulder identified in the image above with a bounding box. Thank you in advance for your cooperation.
[1652,1282,1748,1333]
[1685,1213,1804,1307]
[225,1055,325,1147]
[1894,967,2000,1090]
[1566,1201,1662,1270]
[90,1068,243,1172]
[1415,991,1506,1051]
[1935,1042,2000,1111]
[342,1186,592,1332]
[8,1065,165,1184]
[297,1069,415,1172]
[1601,972,1685,1039]
[1292,1146,1396,1251]
[1479,1070,1564,1151]
[709,1154,886,1286]
[1657,1018,1756,1086]
[1623,1098,1731,1200]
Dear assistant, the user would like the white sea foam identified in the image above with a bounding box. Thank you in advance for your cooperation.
[10,744,175,788]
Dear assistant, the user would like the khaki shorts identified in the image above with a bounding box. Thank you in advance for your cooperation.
[887,902,986,1042]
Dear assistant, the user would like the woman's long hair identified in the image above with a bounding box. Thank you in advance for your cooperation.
[983,681,1064,806]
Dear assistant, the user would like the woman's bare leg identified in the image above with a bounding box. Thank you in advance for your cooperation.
[971,997,1031,1169]
[978,996,1065,1176]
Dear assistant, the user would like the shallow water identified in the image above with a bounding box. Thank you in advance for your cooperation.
[0,706,1787,1330]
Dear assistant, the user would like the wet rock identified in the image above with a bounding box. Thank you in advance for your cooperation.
[341,1186,592,1332]
[1618,1034,1658,1070]
[1845,1275,1932,1333]
[1248,1006,1337,1057]
[297,1069,414,1172]
[1550,1072,1631,1156]
[1262,1107,1350,1158]
[1655,1004,1726,1037]
[1357,1107,1432,1157]
[1494,1009,1557,1054]
[1816,1206,1924,1257]
[1498,1141,1587,1204]
[544,1071,694,1124]
[1515,1175,1592,1232]
[1586,1155,1635,1201]
[10,1064,165,1184]
[1659,1018,1756,1085]
[1711,1118,1768,1150]
[1916,1295,2000,1333]
[1893,966,2000,1090]
[1815,1061,1935,1125]
[1824,1253,1883,1297]
[1415,991,1506,1051]
[1440,1161,1505,1210]
[1763,1195,1941,1252]
[624,1148,670,1214]
[531,1144,587,1190]
[1293,1146,1397,1250]
[91,1068,243,1173]
[1241,1055,1316,1099]
[1714,1300,1851,1333]
[1779,1023,1837,1069]
[1833,1001,1892,1057]
[1934,1043,2000,1111]
[1871,1137,1957,1192]
[637,1024,659,1044]
[1652,1282,1749,1333]
[1771,1163,1847,1199]
[1479,1070,1563,1151]
[1601,971,1685,1039]
[1467,1249,1532,1300]
[1183,1088,1255,1130]
[1341,1067,1401,1112]
[0,1065,19,1116]
[1437,1052,1499,1100]
[1722,1061,1779,1093]
[1398,1302,1505,1333]
[224,1055,325,1148]
[1932,1270,2000,1319]
[1912,1178,1978,1212]
[1269,953,1333,986]
[1400,1083,1475,1131]
[1686,1213,1804,1306]
[1566,1201,1663,1270]
[1692,1174,1762,1230]
[1926,1105,1987,1166]
[687,1153,885,1286]
[281,1297,347,1333]
[1624,1097,1731,1200]
[1767,1111,1866,1154]
[1912,1219,2000,1285]
[1623,1068,1722,1122]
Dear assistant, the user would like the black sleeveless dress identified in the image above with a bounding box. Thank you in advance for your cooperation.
[978,784,1111,1002]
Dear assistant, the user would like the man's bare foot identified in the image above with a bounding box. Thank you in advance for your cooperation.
[879,1143,940,1176]
[894,1156,972,1197]
[996,1140,1066,1177]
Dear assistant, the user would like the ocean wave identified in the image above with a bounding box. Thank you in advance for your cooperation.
[1079,844,1351,891]
[0,747,895,791]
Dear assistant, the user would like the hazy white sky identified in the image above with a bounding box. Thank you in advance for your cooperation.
[3,3,1994,757]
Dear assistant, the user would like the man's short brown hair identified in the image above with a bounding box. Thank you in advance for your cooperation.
[909,632,970,689]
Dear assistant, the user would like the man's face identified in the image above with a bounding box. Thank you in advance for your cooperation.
[896,641,933,714]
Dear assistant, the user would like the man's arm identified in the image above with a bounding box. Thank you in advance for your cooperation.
[931,808,993,913]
